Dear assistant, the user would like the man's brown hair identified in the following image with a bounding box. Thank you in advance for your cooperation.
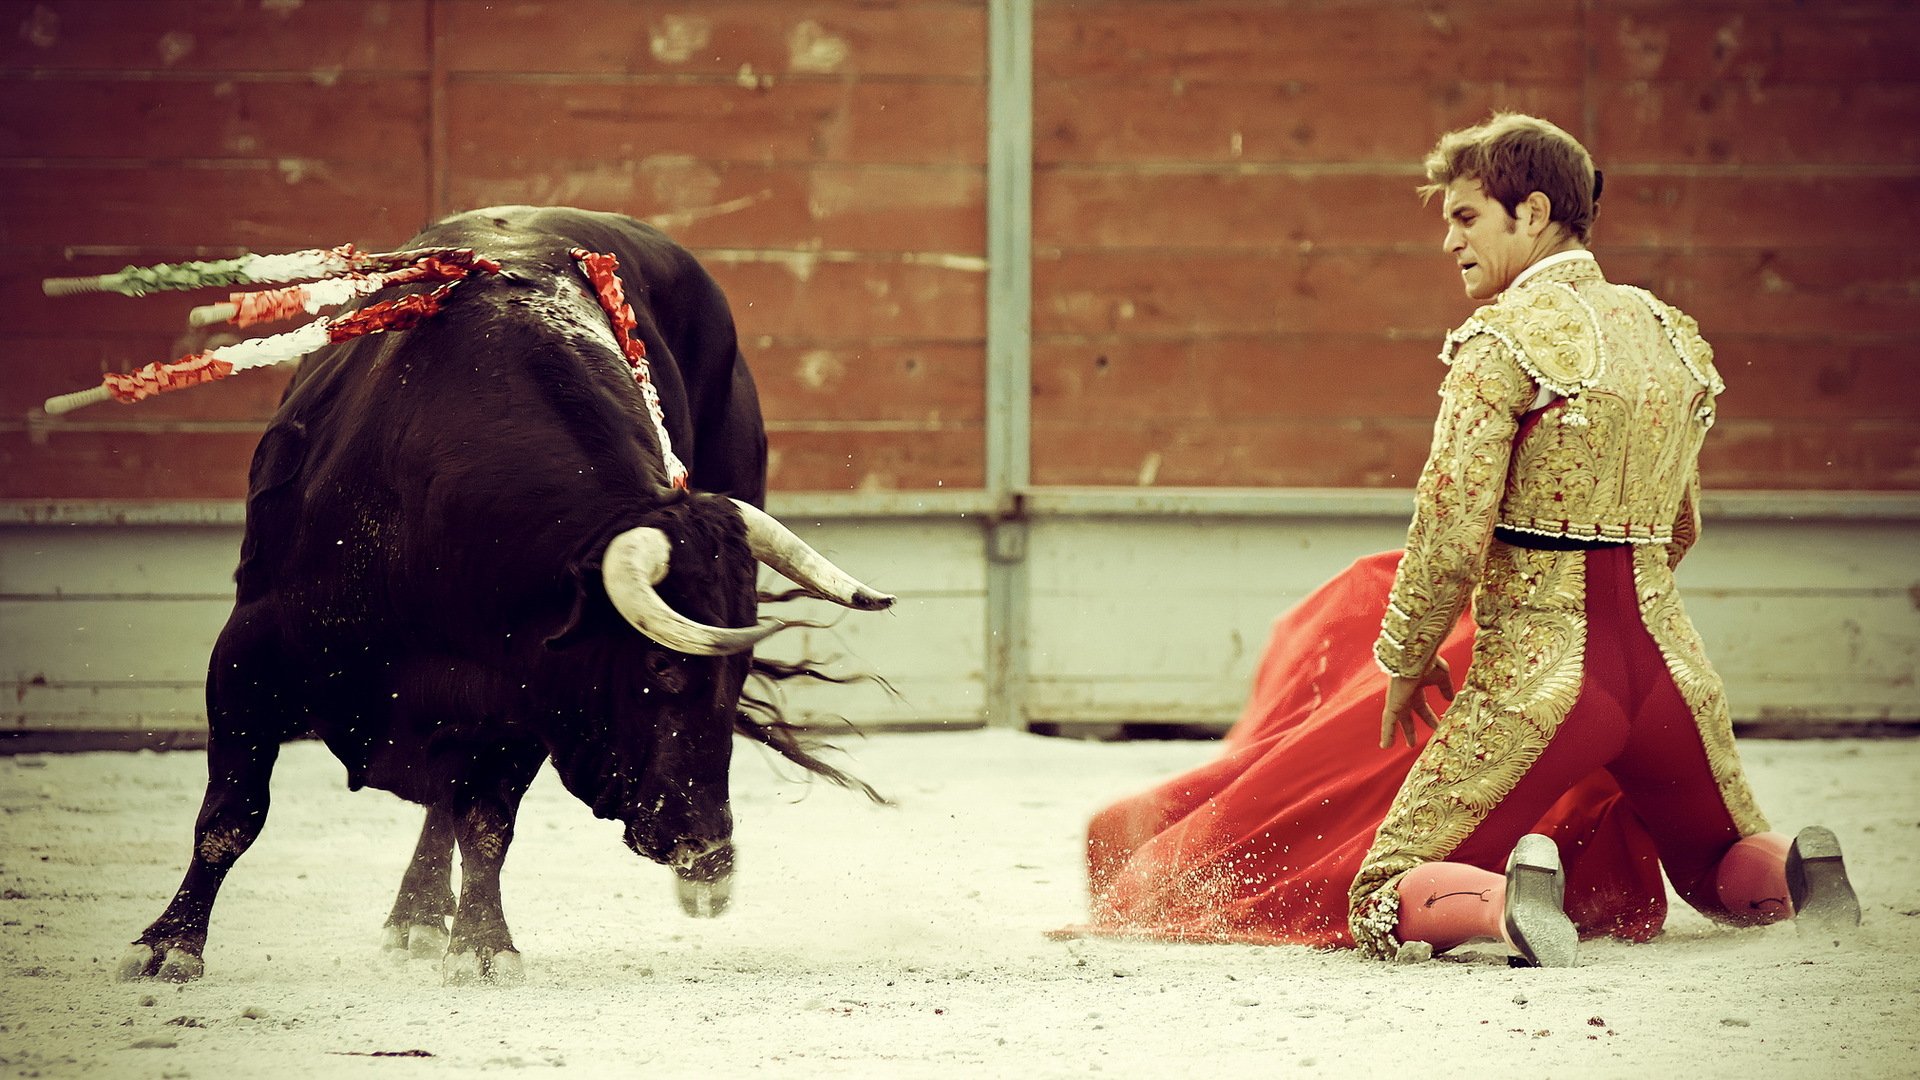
[1420,113,1602,243]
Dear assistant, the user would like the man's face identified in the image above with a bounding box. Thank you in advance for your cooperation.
[1440,177,1533,300]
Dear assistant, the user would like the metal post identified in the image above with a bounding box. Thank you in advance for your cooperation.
[984,0,1033,729]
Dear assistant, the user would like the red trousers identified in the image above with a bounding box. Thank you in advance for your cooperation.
[1443,546,1777,922]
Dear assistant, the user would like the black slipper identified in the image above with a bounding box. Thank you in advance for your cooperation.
[1786,826,1861,932]
[1503,833,1577,968]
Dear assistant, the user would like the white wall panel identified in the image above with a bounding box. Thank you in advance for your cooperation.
[2,510,1914,739]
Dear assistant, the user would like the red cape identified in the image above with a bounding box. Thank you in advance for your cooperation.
[1075,551,1667,948]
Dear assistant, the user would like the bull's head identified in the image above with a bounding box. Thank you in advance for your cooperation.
[596,500,893,917]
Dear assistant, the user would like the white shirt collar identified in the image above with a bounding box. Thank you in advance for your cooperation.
[1509,248,1596,291]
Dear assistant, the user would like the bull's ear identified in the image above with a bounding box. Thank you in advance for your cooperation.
[544,559,602,649]
[547,517,663,649]
[236,421,307,591]
[248,419,307,499]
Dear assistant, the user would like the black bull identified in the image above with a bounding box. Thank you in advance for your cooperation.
[118,207,894,984]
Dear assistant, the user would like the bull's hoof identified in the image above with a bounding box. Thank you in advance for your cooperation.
[157,947,206,983]
[115,944,159,981]
[381,920,451,960]
[117,943,205,982]
[676,874,733,919]
[441,947,524,986]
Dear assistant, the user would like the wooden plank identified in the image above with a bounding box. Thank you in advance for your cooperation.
[1035,249,1920,340]
[1027,518,1410,599]
[0,525,240,595]
[0,430,258,501]
[450,162,984,255]
[1033,249,1479,338]
[1,519,989,732]
[1686,594,1920,686]
[1035,0,1584,84]
[1,597,233,682]
[1030,417,1436,489]
[4,673,987,733]
[1024,672,1920,726]
[1032,413,1920,492]
[1710,340,1920,421]
[0,164,430,253]
[1700,420,1920,490]
[439,1,985,79]
[0,424,987,502]
[1606,250,1920,338]
[3,683,207,731]
[1600,174,1920,251]
[703,259,986,343]
[1676,520,1920,593]
[447,79,985,167]
[1018,515,1920,723]
[757,520,984,595]
[1594,81,1920,167]
[1037,171,1920,254]
[1036,79,1581,165]
[753,343,984,423]
[767,427,983,492]
[759,593,986,689]
[0,75,428,161]
[1035,170,1432,250]
[0,0,429,72]
[1590,1,1920,83]
[1031,336,1442,422]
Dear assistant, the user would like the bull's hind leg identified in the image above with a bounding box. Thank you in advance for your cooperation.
[381,805,457,960]
[117,734,280,982]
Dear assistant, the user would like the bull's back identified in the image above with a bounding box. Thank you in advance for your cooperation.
[238,213,667,628]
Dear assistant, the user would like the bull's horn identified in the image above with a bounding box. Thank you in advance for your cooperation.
[730,499,896,611]
[602,527,787,655]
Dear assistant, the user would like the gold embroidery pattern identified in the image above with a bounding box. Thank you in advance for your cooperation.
[1375,336,1534,679]
[1437,284,1603,397]
[1633,545,1769,836]
[1668,466,1702,570]
[1480,267,1716,546]
[1351,545,1587,958]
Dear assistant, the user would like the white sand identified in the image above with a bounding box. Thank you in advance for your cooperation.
[1,731,1915,1078]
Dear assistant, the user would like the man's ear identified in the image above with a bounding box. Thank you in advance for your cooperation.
[1522,191,1554,237]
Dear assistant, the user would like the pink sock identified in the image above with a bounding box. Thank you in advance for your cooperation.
[1395,862,1507,952]
[1714,832,1793,924]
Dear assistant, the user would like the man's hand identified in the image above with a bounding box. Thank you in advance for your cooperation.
[1380,657,1454,749]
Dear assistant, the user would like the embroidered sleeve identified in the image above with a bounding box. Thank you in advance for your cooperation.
[1668,463,1702,570]
[1374,333,1536,678]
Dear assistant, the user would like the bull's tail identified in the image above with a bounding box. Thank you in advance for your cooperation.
[735,656,893,805]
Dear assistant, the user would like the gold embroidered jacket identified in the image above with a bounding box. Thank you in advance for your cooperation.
[1350,255,1767,959]
[1373,255,1723,681]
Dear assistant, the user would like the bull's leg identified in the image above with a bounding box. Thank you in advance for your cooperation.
[117,735,280,982]
[441,799,525,985]
[381,805,458,960]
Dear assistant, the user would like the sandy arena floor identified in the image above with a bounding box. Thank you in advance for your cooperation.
[1,730,1915,1078]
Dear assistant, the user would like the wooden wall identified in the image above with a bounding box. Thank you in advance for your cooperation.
[2,0,1916,499]
[1031,0,1920,489]
[0,0,988,497]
